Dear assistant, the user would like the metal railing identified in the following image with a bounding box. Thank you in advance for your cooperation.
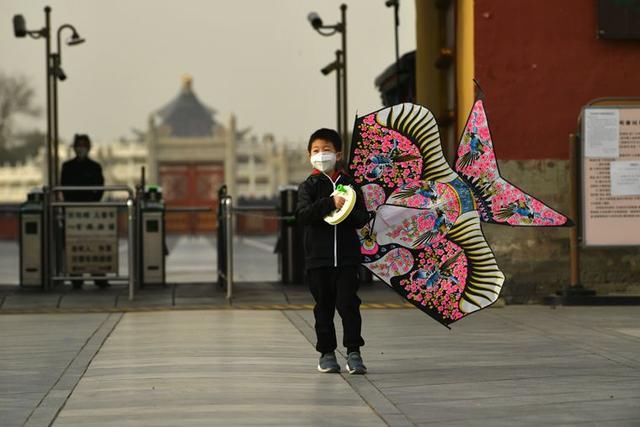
[48,185,136,300]
[14,183,304,300]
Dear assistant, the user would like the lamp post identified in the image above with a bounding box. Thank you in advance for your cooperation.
[307,5,348,158]
[52,25,85,185]
[320,50,343,140]
[14,7,85,291]
[12,7,85,187]
[13,8,52,187]
[385,0,401,103]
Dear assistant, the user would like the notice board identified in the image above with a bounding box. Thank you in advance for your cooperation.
[65,207,119,274]
[581,105,640,246]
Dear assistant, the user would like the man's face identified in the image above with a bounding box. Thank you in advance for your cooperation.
[74,142,90,159]
[308,139,342,161]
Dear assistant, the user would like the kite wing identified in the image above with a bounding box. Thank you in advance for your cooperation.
[349,103,457,193]
[455,100,571,226]
[359,207,504,327]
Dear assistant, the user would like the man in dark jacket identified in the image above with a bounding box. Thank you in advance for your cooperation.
[296,128,370,375]
[60,134,107,288]
[60,134,104,202]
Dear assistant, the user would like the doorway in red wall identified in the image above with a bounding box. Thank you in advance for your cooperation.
[159,163,223,233]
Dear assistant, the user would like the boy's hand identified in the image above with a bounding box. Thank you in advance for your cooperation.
[333,195,346,209]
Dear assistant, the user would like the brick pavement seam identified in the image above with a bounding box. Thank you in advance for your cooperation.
[46,312,123,427]
[282,310,416,427]
[21,312,123,427]
[282,286,291,304]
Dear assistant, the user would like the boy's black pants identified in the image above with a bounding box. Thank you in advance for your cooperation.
[307,265,365,354]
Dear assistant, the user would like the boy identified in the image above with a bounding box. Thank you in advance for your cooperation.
[296,128,370,374]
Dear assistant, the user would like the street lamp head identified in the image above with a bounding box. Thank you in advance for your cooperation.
[385,0,399,7]
[67,32,85,46]
[307,12,323,29]
[13,15,28,37]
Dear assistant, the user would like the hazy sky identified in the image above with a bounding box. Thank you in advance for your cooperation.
[0,0,416,147]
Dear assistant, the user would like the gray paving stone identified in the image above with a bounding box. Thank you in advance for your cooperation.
[59,293,118,309]
[53,311,386,427]
[293,307,640,426]
[2,297,639,426]
[2,294,60,309]
[115,293,172,308]
[0,313,112,427]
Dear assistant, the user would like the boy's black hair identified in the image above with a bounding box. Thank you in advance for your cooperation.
[308,128,342,153]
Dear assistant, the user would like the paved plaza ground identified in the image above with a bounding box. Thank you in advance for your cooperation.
[1,237,639,426]
[1,307,639,426]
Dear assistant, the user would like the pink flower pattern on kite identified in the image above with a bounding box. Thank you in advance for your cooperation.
[350,114,422,191]
[456,102,498,181]
[386,210,442,247]
[361,184,386,212]
[456,100,567,226]
[367,247,414,283]
[399,241,467,321]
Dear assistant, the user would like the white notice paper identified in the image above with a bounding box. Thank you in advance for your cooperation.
[585,109,620,158]
[610,160,640,196]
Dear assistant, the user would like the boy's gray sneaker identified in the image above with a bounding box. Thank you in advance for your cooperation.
[317,352,341,373]
[346,352,367,375]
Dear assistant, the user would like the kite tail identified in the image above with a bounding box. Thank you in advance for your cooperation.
[455,99,571,227]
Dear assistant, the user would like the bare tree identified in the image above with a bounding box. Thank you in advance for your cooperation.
[0,72,41,151]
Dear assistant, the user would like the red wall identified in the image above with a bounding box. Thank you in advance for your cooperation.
[0,213,18,239]
[474,0,640,159]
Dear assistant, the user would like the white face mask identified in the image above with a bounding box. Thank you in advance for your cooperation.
[310,152,337,173]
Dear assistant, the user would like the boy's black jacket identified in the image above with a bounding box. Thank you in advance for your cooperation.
[296,172,370,270]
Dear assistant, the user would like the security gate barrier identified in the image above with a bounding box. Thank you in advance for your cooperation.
[19,190,44,288]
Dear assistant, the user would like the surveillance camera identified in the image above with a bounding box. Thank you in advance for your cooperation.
[321,60,339,76]
[54,66,67,81]
[13,15,27,37]
[385,0,398,7]
[307,12,323,29]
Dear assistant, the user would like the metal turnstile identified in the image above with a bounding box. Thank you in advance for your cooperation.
[279,186,305,284]
[19,190,44,288]
[140,186,165,286]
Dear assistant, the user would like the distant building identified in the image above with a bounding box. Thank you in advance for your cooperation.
[146,75,307,232]
[0,154,44,203]
[0,75,309,235]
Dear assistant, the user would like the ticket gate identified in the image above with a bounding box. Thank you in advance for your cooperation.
[19,190,44,288]
[139,186,165,286]
[279,186,305,284]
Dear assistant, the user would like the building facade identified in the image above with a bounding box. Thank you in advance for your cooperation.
[412,0,640,299]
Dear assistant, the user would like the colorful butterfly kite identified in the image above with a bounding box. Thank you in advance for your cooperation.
[348,99,571,327]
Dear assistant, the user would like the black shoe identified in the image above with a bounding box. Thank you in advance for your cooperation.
[346,352,367,375]
[94,280,110,289]
[317,352,341,373]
